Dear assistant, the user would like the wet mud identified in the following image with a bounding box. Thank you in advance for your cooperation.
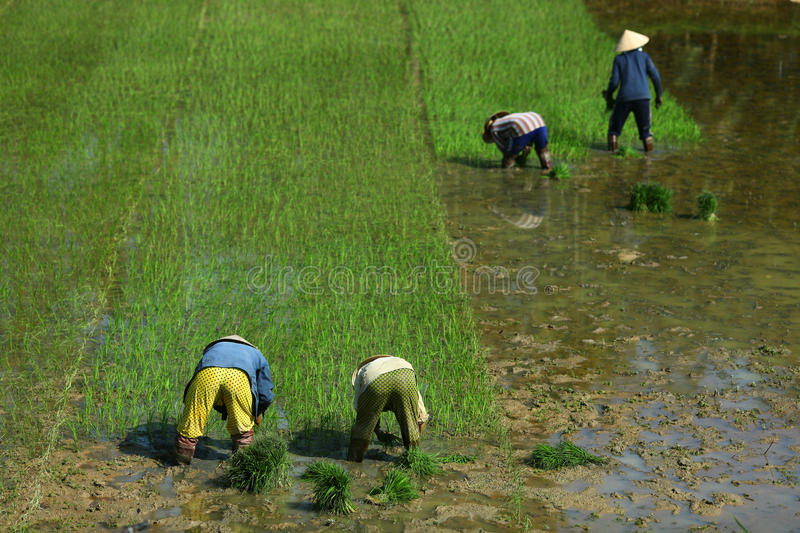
[14,1,800,532]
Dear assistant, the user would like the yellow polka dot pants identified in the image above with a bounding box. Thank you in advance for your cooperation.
[177,367,254,438]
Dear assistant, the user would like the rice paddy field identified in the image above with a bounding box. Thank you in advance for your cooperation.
[10,0,786,531]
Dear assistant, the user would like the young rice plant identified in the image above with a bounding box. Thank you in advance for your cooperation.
[226,433,291,493]
[527,441,607,470]
[368,469,419,505]
[628,181,674,213]
[396,446,444,478]
[696,191,719,221]
[301,461,356,515]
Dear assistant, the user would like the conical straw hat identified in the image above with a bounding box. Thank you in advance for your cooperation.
[615,29,649,53]
[203,334,257,353]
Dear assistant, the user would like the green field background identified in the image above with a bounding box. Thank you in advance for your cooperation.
[0,1,700,523]
[407,0,701,161]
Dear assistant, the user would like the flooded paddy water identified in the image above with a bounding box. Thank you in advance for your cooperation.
[13,1,800,532]
[434,1,800,530]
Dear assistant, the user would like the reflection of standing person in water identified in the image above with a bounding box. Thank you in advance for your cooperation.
[489,176,548,230]
[603,29,663,154]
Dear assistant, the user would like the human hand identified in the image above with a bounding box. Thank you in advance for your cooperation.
[602,90,614,110]
[655,96,662,109]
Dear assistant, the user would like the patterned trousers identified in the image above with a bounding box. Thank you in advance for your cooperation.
[347,368,421,461]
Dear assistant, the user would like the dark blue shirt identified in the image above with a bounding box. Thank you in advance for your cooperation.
[187,340,275,418]
[606,49,662,103]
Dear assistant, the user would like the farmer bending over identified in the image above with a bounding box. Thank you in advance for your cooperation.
[174,335,274,464]
[482,111,552,171]
[347,355,429,462]
[603,29,663,153]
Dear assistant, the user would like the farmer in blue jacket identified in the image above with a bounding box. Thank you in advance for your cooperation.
[174,335,274,464]
[603,29,663,154]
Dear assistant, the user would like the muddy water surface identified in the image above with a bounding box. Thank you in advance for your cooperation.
[435,2,799,531]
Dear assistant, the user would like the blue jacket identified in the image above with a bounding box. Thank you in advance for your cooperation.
[606,49,662,103]
[185,339,275,419]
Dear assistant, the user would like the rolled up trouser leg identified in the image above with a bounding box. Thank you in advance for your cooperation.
[175,433,198,465]
[231,429,255,452]
[536,147,552,171]
[608,134,618,153]
[347,437,371,462]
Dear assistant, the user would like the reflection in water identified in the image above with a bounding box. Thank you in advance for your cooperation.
[489,176,548,230]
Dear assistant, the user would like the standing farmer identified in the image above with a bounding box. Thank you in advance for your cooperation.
[603,29,663,153]
[347,355,429,462]
[482,111,552,171]
[174,335,274,464]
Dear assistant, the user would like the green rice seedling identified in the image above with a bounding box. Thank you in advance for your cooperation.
[731,513,750,533]
[547,163,571,180]
[628,181,674,213]
[440,453,476,464]
[696,191,719,221]
[396,447,444,478]
[527,441,607,470]
[368,469,419,504]
[301,461,356,515]
[615,145,642,158]
[226,434,291,493]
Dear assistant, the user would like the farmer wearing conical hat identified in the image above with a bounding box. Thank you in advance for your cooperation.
[174,335,275,464]
[603,29,663,154]
[347,355,429,462]
[482,111,552,171]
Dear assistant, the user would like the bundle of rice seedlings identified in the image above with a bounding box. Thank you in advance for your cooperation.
[547,163,571,180]
[696,191,719,221]
[301,461,356,514]
[396,447,443,478]
[226,434,291,493]
[615,145,642,158]
[440,453,476,464]
[528,440,607,470]
[628,181,673,213]
[368,469,419,505]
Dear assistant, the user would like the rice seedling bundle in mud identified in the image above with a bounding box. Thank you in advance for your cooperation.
[628,181,673,213]
[615,145,642,158]
[440,453,476,464]
[547,163,572,180]
[527,441,607,470]
[396,447,444,478]
[301,461,356,515]
[368,469,419,505]
[226,434,291,493]
[696,191,719,221]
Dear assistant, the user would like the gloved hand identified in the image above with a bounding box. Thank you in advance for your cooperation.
[602,89,615,110]
[655,95,663,109]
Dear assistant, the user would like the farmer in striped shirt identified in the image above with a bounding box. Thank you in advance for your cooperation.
[482,111,552,171]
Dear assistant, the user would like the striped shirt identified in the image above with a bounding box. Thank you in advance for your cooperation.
[491,112,546,150]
